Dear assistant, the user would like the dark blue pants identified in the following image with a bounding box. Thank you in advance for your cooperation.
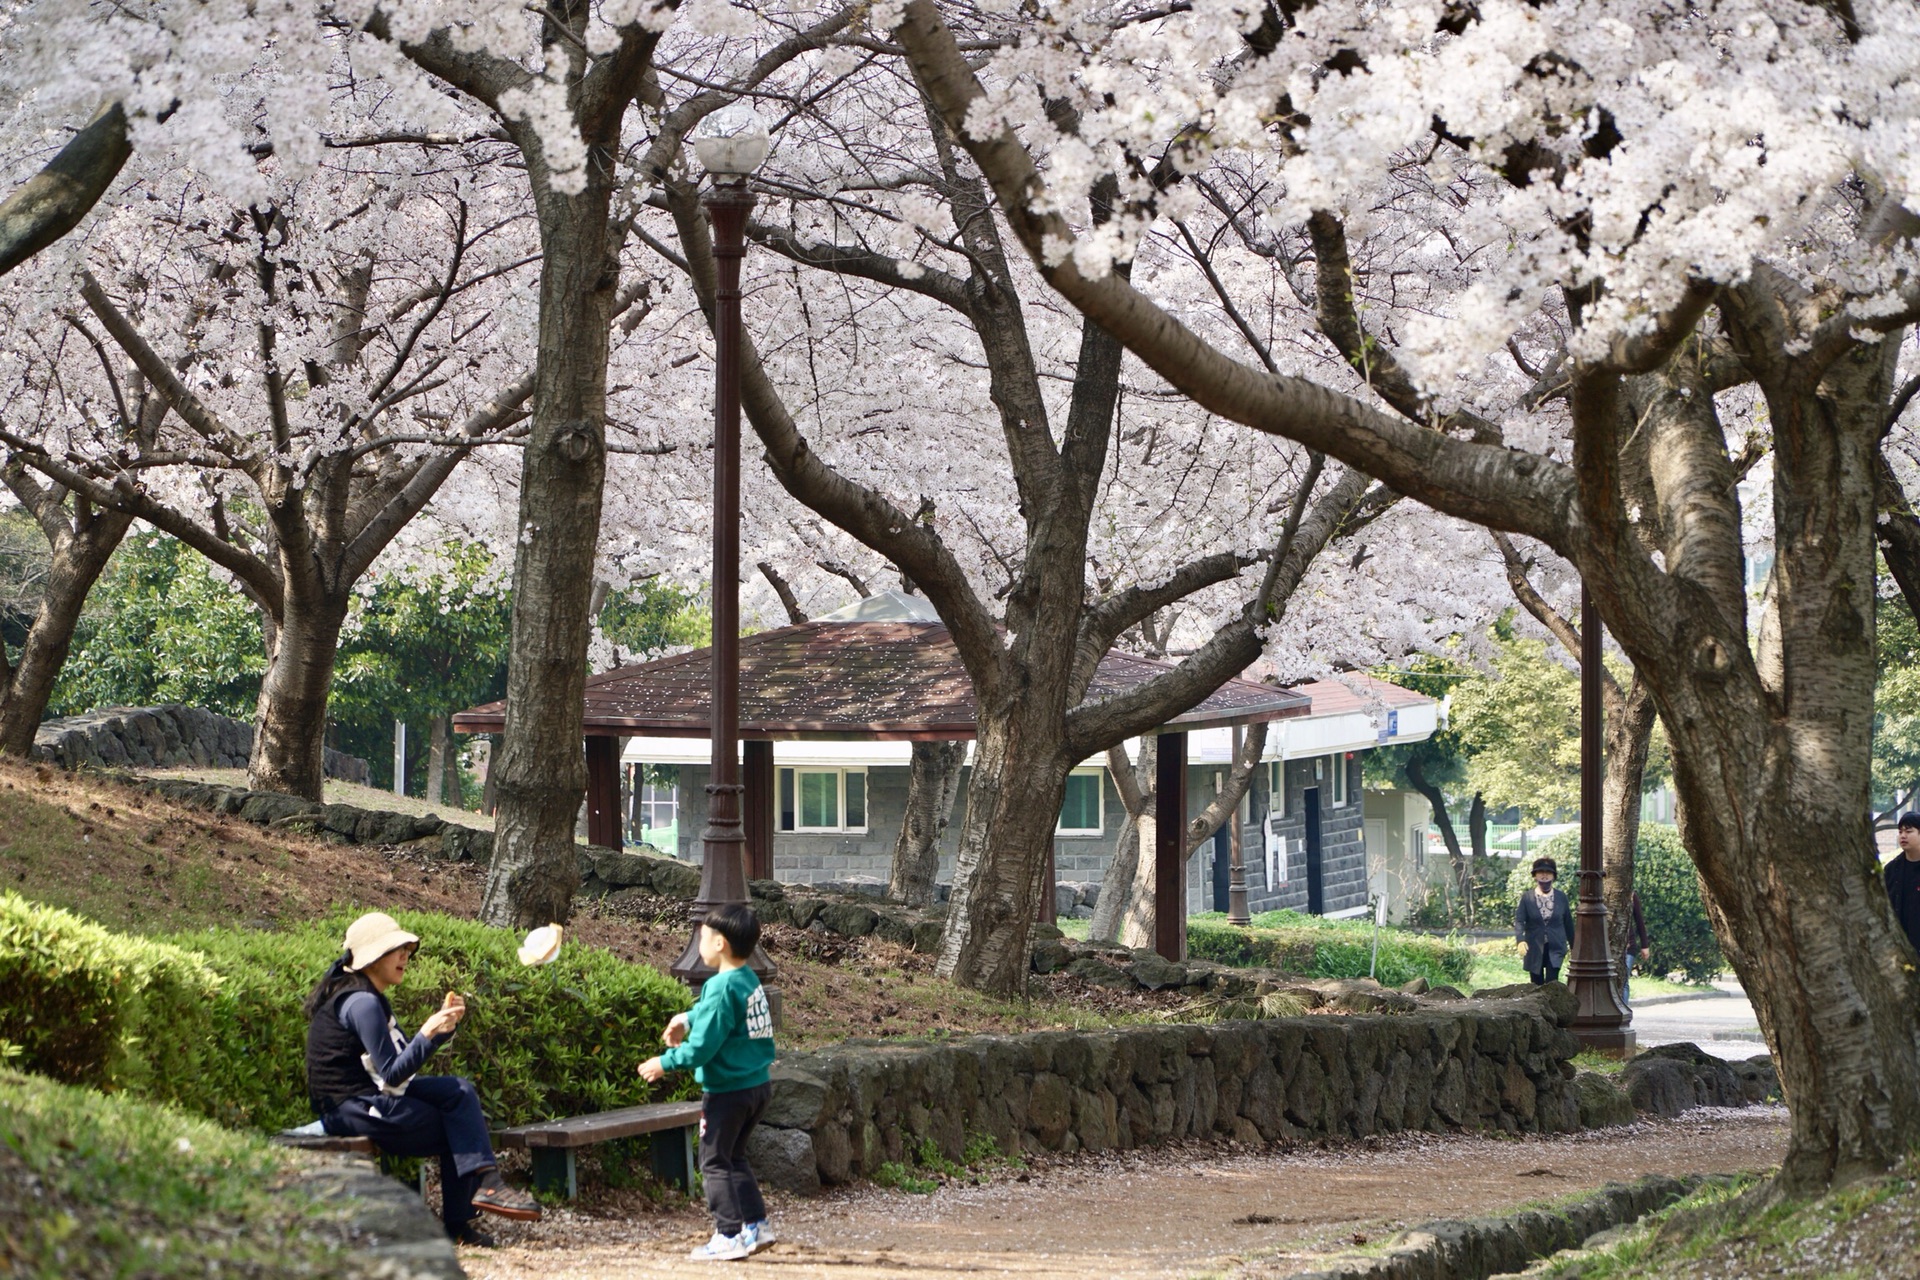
[322,1076,496,1226]
[701,1084,770,1236]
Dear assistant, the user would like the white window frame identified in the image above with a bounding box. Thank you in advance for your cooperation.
[1329,754,1349,808]
[1056,767,1105,835]
[778,767,869,834]
[1269,760,1287,819]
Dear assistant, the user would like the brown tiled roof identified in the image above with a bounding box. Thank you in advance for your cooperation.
[1288,674,1435,716]
[452,620,1309,740]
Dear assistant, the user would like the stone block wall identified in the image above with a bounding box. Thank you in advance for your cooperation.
[35,705,369,784]
[749,988,1582,1192]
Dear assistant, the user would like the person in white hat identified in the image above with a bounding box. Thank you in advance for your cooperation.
[303,911,540,1246]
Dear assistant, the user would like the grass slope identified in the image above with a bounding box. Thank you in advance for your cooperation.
[0,1067,356,1278]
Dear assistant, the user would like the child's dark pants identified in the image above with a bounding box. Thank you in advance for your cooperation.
[322,1075,497,1228]
[701,1083,771,1235]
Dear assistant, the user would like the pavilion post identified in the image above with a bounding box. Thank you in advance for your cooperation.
[584,736,622,848]
[1154,731,1188,961]
[671,165,775,990]
[1569,588,1633,1053]
[1227,725,1252,926]
[743,739,774,882]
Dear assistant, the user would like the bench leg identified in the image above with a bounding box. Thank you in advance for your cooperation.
[650,1125,697,1194]
[530,1148,577,1200]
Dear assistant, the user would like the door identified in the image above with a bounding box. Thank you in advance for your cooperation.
[1304,787,1325,915]
[1211,824,1231,911]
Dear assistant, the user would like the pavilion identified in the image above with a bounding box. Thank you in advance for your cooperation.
[452,592,1312,954]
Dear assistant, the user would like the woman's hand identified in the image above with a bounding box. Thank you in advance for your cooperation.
[421,991,466,1039]
[663,1013,689,1047]
[638,1057,667,1083]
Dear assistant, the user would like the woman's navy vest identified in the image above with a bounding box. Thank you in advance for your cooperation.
[305,973,387,1114]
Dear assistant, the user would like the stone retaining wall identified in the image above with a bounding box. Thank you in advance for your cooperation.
[36,705,369,784]
[747,986,1585,1193]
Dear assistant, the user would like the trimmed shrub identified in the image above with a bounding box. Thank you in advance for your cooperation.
[170,910,693,1131]
[1515,825,1723,983]
[0,892,219,1099]
[1187,911,1473,987]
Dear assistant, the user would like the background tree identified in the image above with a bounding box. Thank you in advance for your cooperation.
[896,0,1920,1190]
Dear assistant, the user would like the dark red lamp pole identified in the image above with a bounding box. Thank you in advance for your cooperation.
[1568,587,1633,1053]
[672,108,776,991]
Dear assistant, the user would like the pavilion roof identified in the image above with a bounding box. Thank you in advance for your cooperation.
[451,616,1310,741]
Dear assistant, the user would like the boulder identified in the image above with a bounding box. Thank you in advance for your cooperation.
[1127,951,1189,991]
[237,792,321,827]
[1573,1070,1635,1129]
[1054,885,1078,918]
[1475,981,1579,1026]
[762,1066,831,1128]
[1064,957,1132,988]
[1031,937,1072,975]
[438,826,493,865]
[648,857,702,899]
[1400,976,1430,995]
[745,1126,820,1194]
[911,920,945,954]
[816,902,879,938]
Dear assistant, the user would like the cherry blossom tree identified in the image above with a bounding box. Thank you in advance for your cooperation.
[893,0,1920,1189]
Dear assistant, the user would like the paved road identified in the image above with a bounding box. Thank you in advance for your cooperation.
[1630,981,1766,1060]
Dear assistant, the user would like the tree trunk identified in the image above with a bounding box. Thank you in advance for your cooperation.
[480,179,617,929]
[0,510,133,753]
[1468,792,1488,861]
[1601,679,1656,980]
[889,739,965,906]
[426,714,453,807]
[935,715,1073,997]
[1092,739,1155,944]
[248,588,350,799]
[1405,753,1466,897]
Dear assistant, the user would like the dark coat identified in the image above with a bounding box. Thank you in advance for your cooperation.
[1514,886,1575,975]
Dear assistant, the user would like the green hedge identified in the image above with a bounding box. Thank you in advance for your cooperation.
[1187,911,1474,987]
[0,892,219,1101]
[1514,826,1724,983]
[168,910,695,1131]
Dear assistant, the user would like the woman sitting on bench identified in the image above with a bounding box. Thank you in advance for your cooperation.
[304,912,541,1247]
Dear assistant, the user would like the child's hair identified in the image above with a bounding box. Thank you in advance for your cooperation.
[703,903,761,959]
[301,950,360,1020]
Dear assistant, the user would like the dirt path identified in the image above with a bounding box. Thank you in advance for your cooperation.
[461,1108,1788,1280]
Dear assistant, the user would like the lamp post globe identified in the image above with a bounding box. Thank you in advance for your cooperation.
[693,103,771,179]
[671,105,776,991]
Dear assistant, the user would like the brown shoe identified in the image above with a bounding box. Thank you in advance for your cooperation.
[473,1176,542,1222]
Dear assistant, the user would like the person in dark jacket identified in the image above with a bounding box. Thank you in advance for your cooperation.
[1514,857,1576,984]
[304,912,539,1247]
[1885,814,1920,957]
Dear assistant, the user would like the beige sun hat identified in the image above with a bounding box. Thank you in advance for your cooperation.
[343,912,420,971]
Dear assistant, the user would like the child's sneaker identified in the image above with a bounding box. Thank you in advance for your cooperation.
[743,1220,777,1253]
[688,1231,750,1262]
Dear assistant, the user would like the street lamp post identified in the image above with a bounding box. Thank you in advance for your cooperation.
[1567,587,1633,1053]
[671,106,777,991]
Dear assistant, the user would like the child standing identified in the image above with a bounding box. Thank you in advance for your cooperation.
[639,904,777,1261]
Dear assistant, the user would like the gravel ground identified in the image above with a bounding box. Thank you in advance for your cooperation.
[458,1108,1788,1280]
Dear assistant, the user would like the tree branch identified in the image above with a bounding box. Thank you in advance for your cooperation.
[0,103,131,277]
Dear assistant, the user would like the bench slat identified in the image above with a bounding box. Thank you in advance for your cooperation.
[492,1100,704,1150]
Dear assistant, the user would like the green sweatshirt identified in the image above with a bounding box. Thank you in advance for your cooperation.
[658,964,776,1093]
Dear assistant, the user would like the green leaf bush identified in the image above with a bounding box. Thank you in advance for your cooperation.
[1186,910,1473,987]
[1514,825,1723,984]
[0,892,219,1100]
[169,910,695,1131]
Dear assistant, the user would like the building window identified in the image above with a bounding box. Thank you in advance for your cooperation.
[778,768,868,833]
[1269,761,1287,818]
[1057,769,1104,834]
[1330,754,1349,807]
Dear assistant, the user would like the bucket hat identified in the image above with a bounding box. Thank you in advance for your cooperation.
[343,912,419,971]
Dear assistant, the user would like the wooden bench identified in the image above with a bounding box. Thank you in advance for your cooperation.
[492,1100,704,1200]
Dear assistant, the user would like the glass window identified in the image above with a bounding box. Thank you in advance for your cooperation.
[845,771,866,828]
[799,770,840,829]
[779,767,796,831]
[1330,755,1348,807]
[1057,770,1103,833]
[1269,761,1287,818]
